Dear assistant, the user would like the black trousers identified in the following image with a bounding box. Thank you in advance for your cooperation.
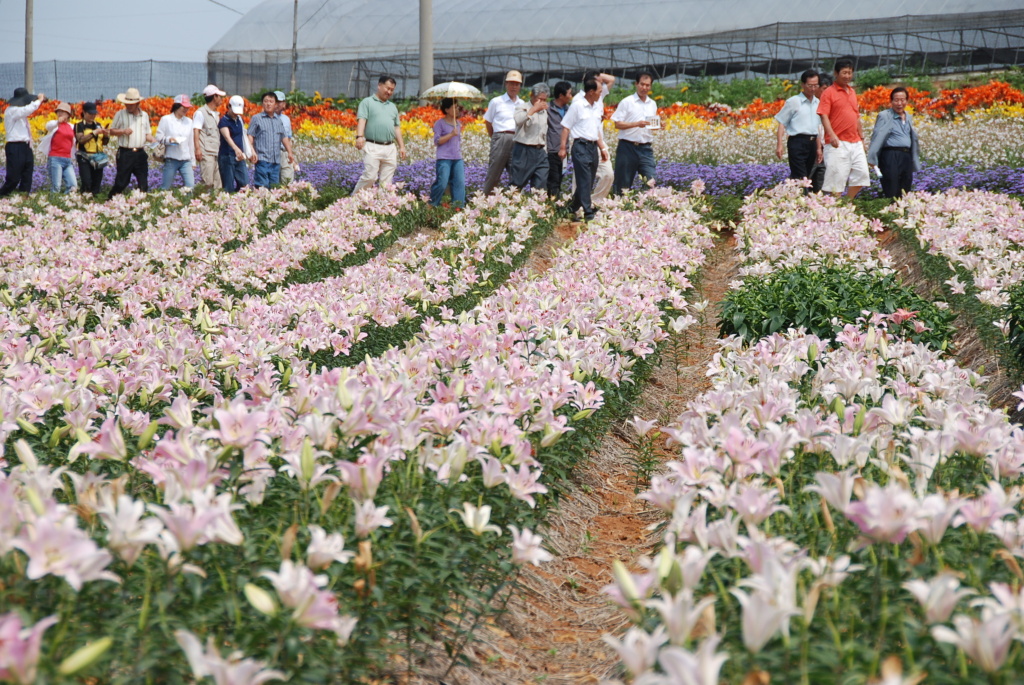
[568,140,599,220]
[878,148,914,199]
[546,152,564,199]
[613,140,656,194]
[110,148,149,196]
[77,155,104,195]
[786,135,818,180]
[0,142,34,196]
[510,143,549,190]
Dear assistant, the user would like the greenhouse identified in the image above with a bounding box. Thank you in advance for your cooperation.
[208,0,1024,97]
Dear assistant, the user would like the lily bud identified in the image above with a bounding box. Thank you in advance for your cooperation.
[831,397,845,423]
[58,637,113,675]
[612,560,640,603]
[15,417,39,435]
[138,420,160,449]
[300,438,316,485]
[244,583,278,616]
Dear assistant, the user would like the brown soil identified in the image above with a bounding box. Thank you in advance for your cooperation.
[411,225,739,685]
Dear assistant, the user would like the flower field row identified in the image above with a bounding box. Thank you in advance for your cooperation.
[891,189,1024,312]
[731,182,892,281]
[0,186,714,681]
[606,325,1024,684]
[885,188,1024,377]
[602,183,1024,684]
[720,182,954,348]
[7,79,1019,134]
[3,81,1023,170]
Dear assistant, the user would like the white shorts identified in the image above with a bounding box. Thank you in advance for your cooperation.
[822,140,870,193]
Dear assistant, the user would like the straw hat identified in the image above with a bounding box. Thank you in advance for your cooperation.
[116,87,143,104]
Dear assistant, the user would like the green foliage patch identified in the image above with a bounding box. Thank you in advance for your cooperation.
[719,264,956,350]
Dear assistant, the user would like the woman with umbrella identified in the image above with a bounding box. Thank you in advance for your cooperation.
[430,97,464,207]
[422,81,483,207]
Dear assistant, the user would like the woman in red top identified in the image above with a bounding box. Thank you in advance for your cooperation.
[48,102,77,193]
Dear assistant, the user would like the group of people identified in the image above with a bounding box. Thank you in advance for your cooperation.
[351,70,659,220]
[5,59,921,204]
[0,84,298,198]
[775,58,921,199]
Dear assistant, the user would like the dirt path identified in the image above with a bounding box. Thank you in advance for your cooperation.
[413,226,739,685]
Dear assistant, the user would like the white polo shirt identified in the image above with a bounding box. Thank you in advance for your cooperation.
[611,92,658,144]
[483,92,522,134]
[3,100,42,143]
[561,97,604,142]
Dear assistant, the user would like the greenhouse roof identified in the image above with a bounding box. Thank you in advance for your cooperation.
[209,0,1023,60]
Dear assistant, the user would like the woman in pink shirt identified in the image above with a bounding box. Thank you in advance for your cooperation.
[48,102,77,193]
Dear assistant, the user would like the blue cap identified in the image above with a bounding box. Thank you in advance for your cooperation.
[274,90,286,102]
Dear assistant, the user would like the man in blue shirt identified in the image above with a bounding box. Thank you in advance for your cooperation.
[218,95,251,193]
[247,91,295,187]
[775,70,822,183]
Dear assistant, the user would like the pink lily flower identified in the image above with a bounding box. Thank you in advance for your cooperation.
[0,612,58,685]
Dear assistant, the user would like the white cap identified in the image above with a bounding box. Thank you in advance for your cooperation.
[203,84,227,97]
[229,95,245,114]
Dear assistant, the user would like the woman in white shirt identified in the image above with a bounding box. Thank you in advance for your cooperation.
[157,94,196,190]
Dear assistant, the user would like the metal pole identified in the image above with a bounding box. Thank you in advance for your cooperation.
[419,0,433,99]
[24,0,34,90]
[290,0,299,92]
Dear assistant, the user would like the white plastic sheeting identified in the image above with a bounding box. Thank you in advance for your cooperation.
[209,0,1023,59]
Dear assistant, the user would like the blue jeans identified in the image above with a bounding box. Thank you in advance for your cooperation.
[219,155,249,193]
[429,159,466,206]
[161,158,195,190]
[253,160,281,187]
[48,156,76,193]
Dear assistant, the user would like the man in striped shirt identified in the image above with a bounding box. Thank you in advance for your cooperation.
[247,92,294,187]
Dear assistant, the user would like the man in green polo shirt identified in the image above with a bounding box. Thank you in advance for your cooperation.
[353,75,407,192]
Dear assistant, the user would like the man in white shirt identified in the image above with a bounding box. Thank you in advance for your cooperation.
[559,79,608,222]
[193,84,226,188]
[611,72,658,195]
[0,87,45,196]
[482,70,523,195]
[571,71,615,200]
[109,87,156,196]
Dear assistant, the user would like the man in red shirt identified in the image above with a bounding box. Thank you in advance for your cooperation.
[817,58,870,199]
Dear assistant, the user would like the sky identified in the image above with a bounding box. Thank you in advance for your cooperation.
[0,0,266,63]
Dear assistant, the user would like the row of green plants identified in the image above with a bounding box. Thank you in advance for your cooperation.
[719,264,956,351]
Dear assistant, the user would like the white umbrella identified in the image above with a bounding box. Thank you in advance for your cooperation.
[420,81,486,101]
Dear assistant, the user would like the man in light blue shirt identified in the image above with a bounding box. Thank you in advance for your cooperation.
[775,70,822,183]
[248,91,295,187]
[274,90,297,184]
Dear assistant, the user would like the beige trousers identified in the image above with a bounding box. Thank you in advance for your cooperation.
[280,153,295,184]
[353,141,398,192]
[198,150,221,189]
